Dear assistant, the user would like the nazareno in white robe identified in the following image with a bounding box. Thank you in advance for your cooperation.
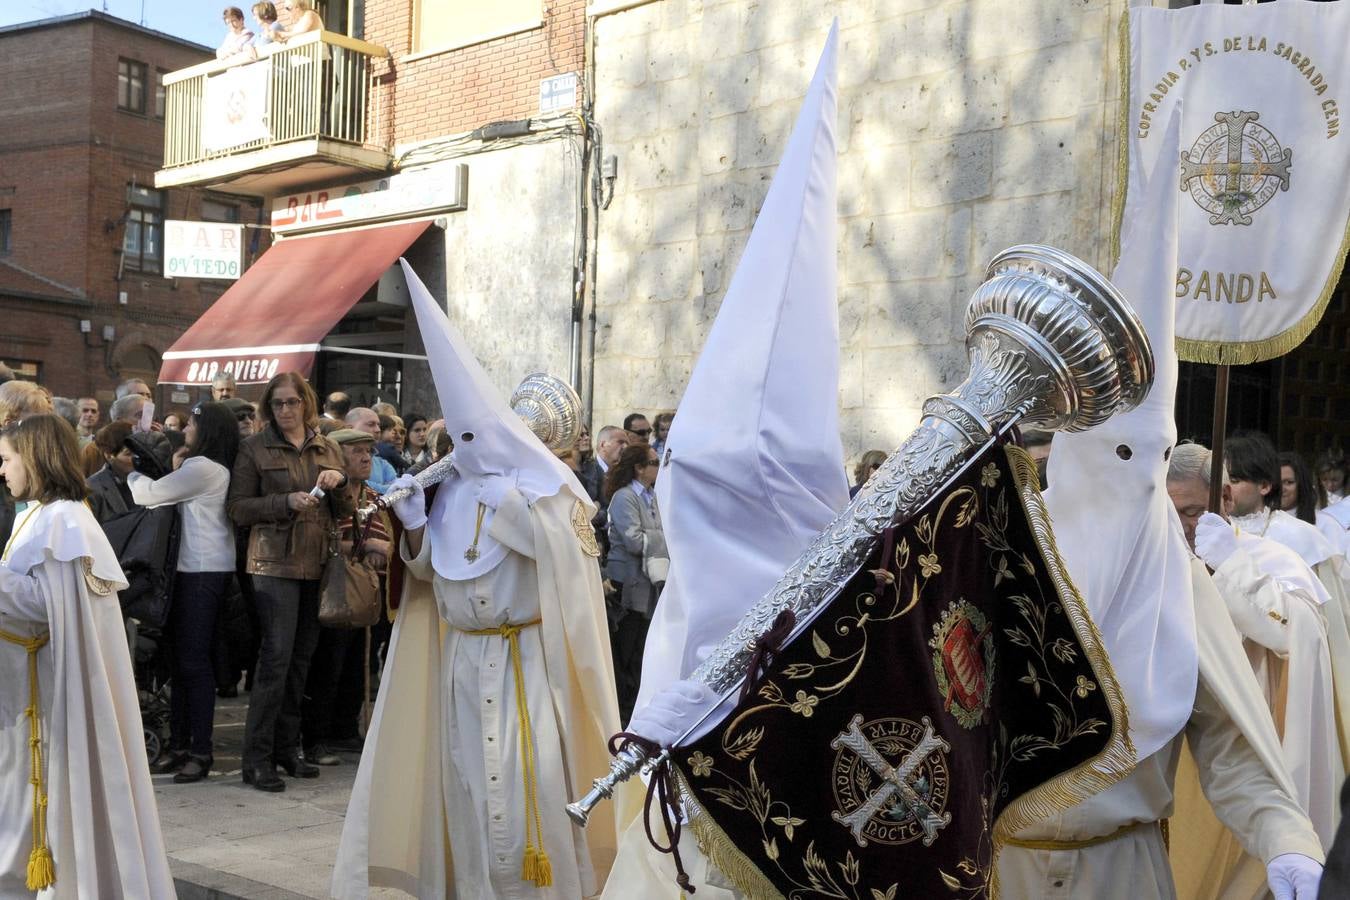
[331,488,632,899]
[1170,530,1341,900]
[0,499,174,899]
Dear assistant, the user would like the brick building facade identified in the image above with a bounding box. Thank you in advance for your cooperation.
[150,0,590,417]
[0,12,264,410]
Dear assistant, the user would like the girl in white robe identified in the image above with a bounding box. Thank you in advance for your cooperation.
[0,414,174,899]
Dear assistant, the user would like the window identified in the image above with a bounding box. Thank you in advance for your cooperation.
[414,0,540,54]
[118,58,147,113]
[154,68,168,119]
[0,209,10,256]
[200,198,240,223]
[123,185,164,274]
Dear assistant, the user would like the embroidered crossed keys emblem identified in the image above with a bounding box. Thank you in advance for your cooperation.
[830,714,952,847]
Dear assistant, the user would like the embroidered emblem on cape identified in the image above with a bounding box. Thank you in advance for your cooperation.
[571,500,600,557]
[930,599,995,729]
[830,714,952,848]
[81,557,116,595]
[1180,110,1292,226]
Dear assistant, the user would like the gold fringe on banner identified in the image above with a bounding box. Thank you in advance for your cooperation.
[991,446,1137,882]
[1109,7,1132,271]
[681,775,786,900]
[1110,9,1350,366]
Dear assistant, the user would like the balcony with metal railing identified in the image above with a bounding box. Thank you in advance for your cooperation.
[154,31,390,196]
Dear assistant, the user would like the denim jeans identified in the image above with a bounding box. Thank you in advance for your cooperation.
[169,570,232,756]
[243,575,321,770]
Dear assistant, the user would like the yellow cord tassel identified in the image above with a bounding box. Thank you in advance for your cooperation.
[461,620,552,888]
[0,628,54,891]
[27,847,55,892]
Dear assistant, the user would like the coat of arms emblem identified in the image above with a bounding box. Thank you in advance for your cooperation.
[930,599,995,729]
[1179,110,1292,226]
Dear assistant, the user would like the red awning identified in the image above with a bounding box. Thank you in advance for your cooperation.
[159,220,432,386]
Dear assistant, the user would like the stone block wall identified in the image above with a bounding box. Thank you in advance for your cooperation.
[590,0,1124,465]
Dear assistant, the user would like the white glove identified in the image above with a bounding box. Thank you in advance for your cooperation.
[1195,512,1239,569]
[386,474,427,531]
[626,679,719,748]
[1267,852,1322,900]
[476,474,517,511]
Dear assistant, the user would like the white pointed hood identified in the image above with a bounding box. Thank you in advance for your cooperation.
[402,259,588,580]
[636,23,849,713]
[1044,104,1198,763]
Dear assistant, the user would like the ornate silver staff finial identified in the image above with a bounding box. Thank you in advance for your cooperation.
[565,244,1154,827]
[510,373,584,451]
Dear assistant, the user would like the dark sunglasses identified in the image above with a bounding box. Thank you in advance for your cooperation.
[632,428,652,437]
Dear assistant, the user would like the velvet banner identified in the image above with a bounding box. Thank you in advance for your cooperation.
[673,442,1133,899]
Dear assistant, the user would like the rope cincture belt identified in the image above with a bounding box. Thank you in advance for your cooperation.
[457,618,551,888]
[1002,819,1160,851]
[0,627,54,891]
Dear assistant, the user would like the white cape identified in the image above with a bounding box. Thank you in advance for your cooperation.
[0,499,174,899]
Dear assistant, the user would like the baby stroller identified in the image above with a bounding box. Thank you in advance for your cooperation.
[126,616,173,765]
[100,495,180,766]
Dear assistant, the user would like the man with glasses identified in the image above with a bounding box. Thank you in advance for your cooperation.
[623,412,652,445]
[221,398,257,438]
[212,372,238,401]
[345,407,397,493]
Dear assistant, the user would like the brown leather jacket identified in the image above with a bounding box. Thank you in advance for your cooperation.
[227,424,353,580]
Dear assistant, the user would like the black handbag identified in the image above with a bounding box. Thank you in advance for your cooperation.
[318,499,381,629]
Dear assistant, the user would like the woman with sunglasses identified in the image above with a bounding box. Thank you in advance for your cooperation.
[128,402,240,783]
[227,373,350,792]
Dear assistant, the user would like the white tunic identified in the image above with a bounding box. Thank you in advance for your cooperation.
[404,500,595,900]
[407,542,594,900]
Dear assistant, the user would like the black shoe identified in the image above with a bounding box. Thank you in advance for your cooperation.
[174,754,213,784]
[304,744,341,766]
[150,750,189,775]
[275,753,320,778]
[216,684,238,698]
[242,764,285,792]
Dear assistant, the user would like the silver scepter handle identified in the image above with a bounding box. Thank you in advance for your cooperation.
[357,455,458,521]
[566,746,670,826]
[563,244,1155,828]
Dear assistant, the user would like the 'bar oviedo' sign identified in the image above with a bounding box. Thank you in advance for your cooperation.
[164,221,245,280]
[270,164,469,236]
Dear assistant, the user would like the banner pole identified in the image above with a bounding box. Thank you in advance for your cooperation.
[1208,364,1231,513]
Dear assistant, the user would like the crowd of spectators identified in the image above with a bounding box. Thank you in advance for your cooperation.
[0,365,436,792]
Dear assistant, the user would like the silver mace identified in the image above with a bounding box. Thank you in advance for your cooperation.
[565,244,1155,827]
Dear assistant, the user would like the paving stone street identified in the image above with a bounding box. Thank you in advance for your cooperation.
[155,694,401,900]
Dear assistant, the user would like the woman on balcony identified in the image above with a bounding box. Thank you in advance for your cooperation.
[216,7,255,59]
[249,2,281,52]
[275,0,322,42]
